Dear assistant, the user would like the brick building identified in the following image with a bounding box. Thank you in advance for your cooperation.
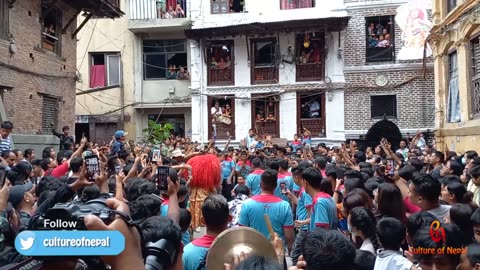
[343,1,435,142]
[0,0,122,151]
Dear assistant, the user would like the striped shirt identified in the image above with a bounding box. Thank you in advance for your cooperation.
[0,136,12,152]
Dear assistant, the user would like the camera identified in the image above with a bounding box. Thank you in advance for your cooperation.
[31,199,116,230]
[145,239,177,270]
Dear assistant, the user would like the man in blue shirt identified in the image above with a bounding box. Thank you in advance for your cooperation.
[246,158,263,196]
[274,159,293,201]
[183,195,230,270]
[220,152,235,200]
[287,166,313,266]
[302,167,338,230]
[239,169,294,253]
[111,130,127,156]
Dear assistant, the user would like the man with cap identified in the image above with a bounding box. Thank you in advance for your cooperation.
[111,130,127,156]
[8,181,35,228]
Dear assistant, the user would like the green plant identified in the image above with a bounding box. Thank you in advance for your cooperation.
[142,120,174,145]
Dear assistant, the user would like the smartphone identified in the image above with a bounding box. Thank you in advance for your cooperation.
[280,183,287,194]
[387,159,395,175]
[152,149,161,162]
[157,166,169,191]
[85,155,100,182]
[115,164,123,175]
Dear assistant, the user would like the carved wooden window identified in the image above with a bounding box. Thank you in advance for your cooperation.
[251,38,279,84]
[207,42,234,86]
[252,97,279,138]
[296,32,325,82]
[208,96,235,140]
[297,93,325,137]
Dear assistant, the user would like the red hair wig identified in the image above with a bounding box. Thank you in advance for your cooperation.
[187,154,221,189]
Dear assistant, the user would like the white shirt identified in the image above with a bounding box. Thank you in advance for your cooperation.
[211,107,222,116]
[374,249,413,270]
[360,238,376,255]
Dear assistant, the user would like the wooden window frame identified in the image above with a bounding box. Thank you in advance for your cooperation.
[207,40,235,86]
[365,15,395,63]
[41,6,62,55]
[207,95,236,140]
[89,52,122,87]
[250,38,279,85]
[296,93,326,138]
[370,95,397,119]
[0,0,9,40]
[251,96,280,138]
[295,32,325,82]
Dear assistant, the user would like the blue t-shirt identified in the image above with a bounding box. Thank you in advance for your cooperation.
[221,160,235,181]
[236,161,252,179]
[182,231,191,246]
[292,182,301,193]
[238,194,294,243]
[160,200,169,217]
[296,189,312,231]
[274,173,293,202]
[246,169,264,196]
[183,234,216,270]
[307,192,338,230]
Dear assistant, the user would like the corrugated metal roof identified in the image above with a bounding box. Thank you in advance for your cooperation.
[192,9,349,30]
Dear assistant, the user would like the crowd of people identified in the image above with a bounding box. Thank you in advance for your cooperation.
[2,119,480,270]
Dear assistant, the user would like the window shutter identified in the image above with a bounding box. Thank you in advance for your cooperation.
[472,38,480,77]
[42,97,58,134]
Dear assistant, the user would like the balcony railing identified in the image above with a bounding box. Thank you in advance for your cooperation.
[129,0,187,20]
[252,66,278,84]
[296,62,324,82]
[280,0,314,10]
[209,67,234,86]
[473,75,480,117]
[300,118,325,137]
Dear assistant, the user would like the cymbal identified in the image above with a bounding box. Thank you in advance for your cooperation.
[206,227,277,270]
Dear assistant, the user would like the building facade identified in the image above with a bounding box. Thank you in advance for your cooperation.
[76,0,192,143]
[343,0,435,142]
[75,0,133,144]
[129,0,192,141]
[428,0,480,152]
[0,0,122,152]
[187,0,349,145]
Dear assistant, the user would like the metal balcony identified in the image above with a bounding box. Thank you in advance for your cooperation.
[128,0,191,32]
